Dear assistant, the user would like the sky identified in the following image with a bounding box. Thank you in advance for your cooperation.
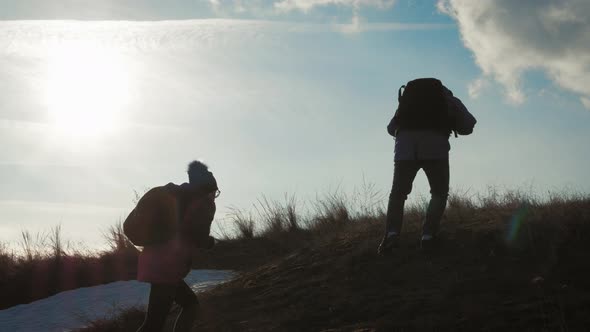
[1,0,589,249]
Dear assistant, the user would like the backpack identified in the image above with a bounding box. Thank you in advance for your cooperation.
[392,78,456,137]
[123,183,217,247]
[123,185,179,246]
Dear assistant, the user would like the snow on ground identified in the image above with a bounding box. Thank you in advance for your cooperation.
[0,269,235,332]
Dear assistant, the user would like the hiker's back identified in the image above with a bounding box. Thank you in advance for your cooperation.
[393,130,451,160]
[387,77,476,161]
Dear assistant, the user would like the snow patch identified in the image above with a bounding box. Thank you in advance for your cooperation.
[0,269,234,332]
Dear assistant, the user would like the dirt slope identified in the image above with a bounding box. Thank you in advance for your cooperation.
[79,198,590,332]
[195,212,590,331]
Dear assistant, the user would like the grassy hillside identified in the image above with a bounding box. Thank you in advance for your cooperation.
[79,190,590,331]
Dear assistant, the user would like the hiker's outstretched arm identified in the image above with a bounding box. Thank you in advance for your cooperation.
[449,96,476,135]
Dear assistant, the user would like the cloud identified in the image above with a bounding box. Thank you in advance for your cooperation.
[337,10,362,34]
[438,0,590,108]
[0,20,283,56]
[0,19,450,56]
[274,0,395,32]
[274,0,395,12]
[467,77,489,99]
[201,1,398,33]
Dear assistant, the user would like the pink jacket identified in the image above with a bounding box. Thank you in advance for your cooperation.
[137,234,192,284]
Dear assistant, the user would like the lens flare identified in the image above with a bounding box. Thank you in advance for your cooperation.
[506,204,530,243]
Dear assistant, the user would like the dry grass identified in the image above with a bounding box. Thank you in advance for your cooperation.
[226,206,256,239]
[5,185,588,331]
[193,189,590,331]
[0,224,138,310]
[210,185,590,264]
[79,186,590,332]
[254,194,302,237]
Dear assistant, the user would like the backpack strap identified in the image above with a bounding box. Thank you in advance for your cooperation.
[398,85,406,102]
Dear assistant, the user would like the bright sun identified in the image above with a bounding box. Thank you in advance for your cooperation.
[45,42,133,141]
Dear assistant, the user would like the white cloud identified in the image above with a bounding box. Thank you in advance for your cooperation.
[337,10,362,34]
[207,0,248,14]
[274,0,395,12]
[203,0,397,32]
[581,97,590,110]
[208,0,221,10]
[0,20,268,54]
[438,0,590,107]
[0,19,450,56]
[467,77,489,99]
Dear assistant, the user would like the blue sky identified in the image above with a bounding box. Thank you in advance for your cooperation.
[1,0,589,248]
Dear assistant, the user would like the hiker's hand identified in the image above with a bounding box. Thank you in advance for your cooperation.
[204,236,215,249]
[195,235,215,249]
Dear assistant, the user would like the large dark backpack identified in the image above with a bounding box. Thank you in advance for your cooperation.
[123,185,178,246]
[123,183,216,247]
[392,78,455,136]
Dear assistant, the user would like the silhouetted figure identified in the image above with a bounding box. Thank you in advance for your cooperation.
[378,78,476,254]
[124,161,219,332]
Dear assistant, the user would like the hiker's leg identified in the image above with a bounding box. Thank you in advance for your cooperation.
[136,283,176,332]
[386,160,420,234]
[172,281,199,332]
[422,159,450,237]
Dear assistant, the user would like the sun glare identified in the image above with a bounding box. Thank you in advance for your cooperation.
[45,42,133,141]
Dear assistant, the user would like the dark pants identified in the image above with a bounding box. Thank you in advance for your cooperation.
[385,159,449,236]
[136,281,199,332]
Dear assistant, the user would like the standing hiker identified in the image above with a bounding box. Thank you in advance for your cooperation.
[124,160,219,332]
[378,78,476,254]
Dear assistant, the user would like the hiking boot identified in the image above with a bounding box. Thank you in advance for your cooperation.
[378,234,399,255]
[420,234,440,251]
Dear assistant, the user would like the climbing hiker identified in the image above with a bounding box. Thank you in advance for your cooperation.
[378,78,476,254]
[124,160,219,332]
